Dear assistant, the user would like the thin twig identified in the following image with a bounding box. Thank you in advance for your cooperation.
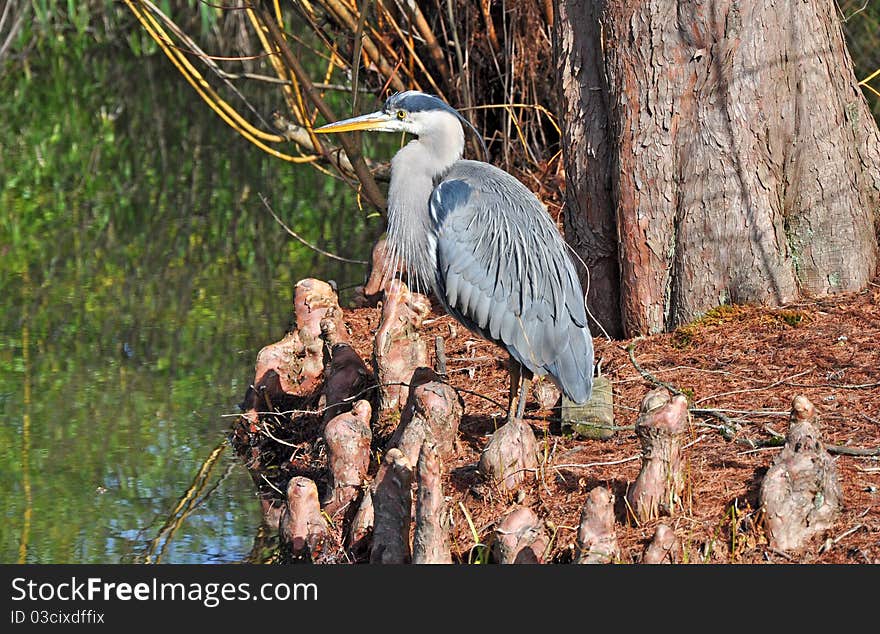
[819,524,865,554]
[683,434,708,450]
[258,10,387,211]
[768,547,795,562]
[350,0,370,112]
[689,408,790,416]
[260,473,286,496]
[614,365,743,383]
[259,192,368,264]
[860,413,880,425]
[737,446,784,456]
[691,409,740,439]
[551,455,640,470]
[825,445,880,457]
[841,0,870,22]
[451,386,508,411]
[626,342,684,396]
[257,421,299,448]
[784,381,880,390]
[694,370,812,404]
[140,0,278,132]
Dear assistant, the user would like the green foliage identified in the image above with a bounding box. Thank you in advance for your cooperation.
[772,310,808,328]
[672,304,741,348]
[0,39,379,563]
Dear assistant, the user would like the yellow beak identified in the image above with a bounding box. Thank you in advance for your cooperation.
[313,111,393,134]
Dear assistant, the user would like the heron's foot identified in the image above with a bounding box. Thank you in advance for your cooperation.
[506,364,532,423]
[505,403,521,425]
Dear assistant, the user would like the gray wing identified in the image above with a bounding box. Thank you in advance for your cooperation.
[430,160,594,403]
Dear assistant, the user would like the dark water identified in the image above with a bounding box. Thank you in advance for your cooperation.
[0,50,381,563]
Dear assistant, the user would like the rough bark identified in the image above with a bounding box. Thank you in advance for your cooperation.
[413,442,453,564]
[759,395,841,552]
[321,399,373,518]
[346,487,374,562]
[389,367,463,467]
[642,523,680,564]
[575,486,620,564]
[363,238,399,298]
[492,506,549,564]
[478,419,540,491]
[373,279,431,411]
[279,476,331,563]
[242,278,347,410]
[370,448,414,564]
[626,388,689,523]
[291,278,347,388]
[556,0,880,337]
[243,331,313,411]
[554,0,622,338]
[351,238,400,308]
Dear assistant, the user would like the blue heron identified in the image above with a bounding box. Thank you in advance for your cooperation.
[315,91,594,421]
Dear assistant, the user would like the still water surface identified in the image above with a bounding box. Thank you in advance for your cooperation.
[0,51,378,563]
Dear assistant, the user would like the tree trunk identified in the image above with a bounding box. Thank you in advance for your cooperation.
[555,0,880,337]
[555,0,623,338]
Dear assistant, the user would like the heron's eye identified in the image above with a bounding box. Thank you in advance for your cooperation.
[396,110,406,120]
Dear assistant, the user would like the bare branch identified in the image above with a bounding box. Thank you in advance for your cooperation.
[259,193,368,264]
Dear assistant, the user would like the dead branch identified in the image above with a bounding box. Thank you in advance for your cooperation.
[260,193,369,264]
[626,341,684,396]
[258,9,386,212]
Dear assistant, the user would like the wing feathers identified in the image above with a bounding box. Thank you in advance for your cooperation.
[429,162,594,403]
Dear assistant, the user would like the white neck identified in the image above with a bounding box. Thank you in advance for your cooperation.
[385,113,464,293]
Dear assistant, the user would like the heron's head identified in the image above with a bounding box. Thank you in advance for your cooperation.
[315,91,488,158]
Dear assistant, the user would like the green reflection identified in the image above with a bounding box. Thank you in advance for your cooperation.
[0,46,380,563]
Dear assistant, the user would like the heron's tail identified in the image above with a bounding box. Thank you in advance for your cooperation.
[546,322,594,404]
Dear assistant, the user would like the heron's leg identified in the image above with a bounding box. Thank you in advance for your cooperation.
[515,368,533,420]
[507,358,522,422]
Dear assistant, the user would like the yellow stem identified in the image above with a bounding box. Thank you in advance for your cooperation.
[861,82,880,100]
[859,67,880,86]
[246,4,299,122]
[126,0,318,163]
